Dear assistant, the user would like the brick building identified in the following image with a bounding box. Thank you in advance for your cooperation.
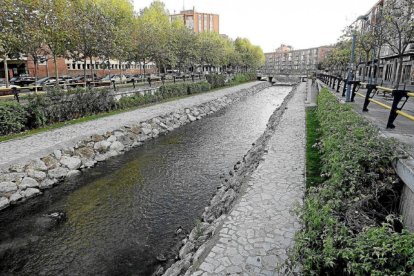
[263,44,333,75]
[170,8,219,33]
[1,55,157,80]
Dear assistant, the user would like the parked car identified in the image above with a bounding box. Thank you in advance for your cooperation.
[12,75,36,86]
[35,77,65,86]
[101,74,126,84]
[60,75,75,83]
[73,74,99,83]
[149,74,161,81]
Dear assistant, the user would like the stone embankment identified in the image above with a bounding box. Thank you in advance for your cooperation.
[160,84,298,276]
[0,82,271,211]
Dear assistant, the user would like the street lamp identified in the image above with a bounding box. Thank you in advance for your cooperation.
[345,14,369,102]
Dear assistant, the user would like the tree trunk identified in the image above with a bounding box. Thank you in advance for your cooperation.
[46,58,50,77]
[34,60,38,93]
[394,55,404,89]
[3,55,9,88]
[83,58,87,88]
[53,55,59,86]
[90,57,94,82]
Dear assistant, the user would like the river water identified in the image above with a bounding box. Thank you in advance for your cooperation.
[0,86,290,276]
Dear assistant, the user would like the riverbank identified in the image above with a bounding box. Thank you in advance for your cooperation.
[0,82,271,211]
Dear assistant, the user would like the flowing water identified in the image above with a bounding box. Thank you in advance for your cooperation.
[0,86,291,276]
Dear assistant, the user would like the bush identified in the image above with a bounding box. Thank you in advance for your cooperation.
[27,87,117,124]
[119,82,212,109]
[206,74,226,88]
[0,102,27,135]
[232,73,256,84]
[291,88,414,274]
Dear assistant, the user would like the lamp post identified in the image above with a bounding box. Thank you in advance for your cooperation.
[345,14,369,102]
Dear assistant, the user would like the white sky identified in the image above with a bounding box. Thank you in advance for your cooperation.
[133,0,376,52]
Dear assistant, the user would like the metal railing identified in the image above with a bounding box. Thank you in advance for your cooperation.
[318,74,414,128]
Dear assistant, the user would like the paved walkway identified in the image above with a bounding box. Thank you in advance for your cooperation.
[192,83,306,275]
[0,82,261,170]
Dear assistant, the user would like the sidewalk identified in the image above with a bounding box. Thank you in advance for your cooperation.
[0,82,261,170]
[192,83,306,275]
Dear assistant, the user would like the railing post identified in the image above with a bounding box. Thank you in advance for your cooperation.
[336,77,341,93]
[387,90,409,129]
[363,84,377,111]
[342,79,347,97]
[350,80,360,102]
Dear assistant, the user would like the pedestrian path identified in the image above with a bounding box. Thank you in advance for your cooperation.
[0,82,260,169]
[192,83,306,275]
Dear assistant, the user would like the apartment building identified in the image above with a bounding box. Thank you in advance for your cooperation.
[355,0,414,86]
[170,8,219,33]
[0,55,157,79]
[263,44,332,74]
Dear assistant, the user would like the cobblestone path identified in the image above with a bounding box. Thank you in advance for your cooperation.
[0,82,260,169]
[192,83,306,275]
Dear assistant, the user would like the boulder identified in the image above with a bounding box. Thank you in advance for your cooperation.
[141,128,152,135]
[39,178,57,189]
[20,177,39,189]
[21,188,41,199]
[94,141,111,153]
[75,147,95,159]
[9,192,23,204]
[0,181,18,194]
[107,135,117,143]
[53,150,62,160]
[67,170,81,178]
[0,197,9,210]
[60,156,82,170]
[48,167,69,179]
[0,173,25,183]
[27,170,47,181]
[109,141,124,153]
[179,241,195,260]
[26,159,47,171]
[91,134,104,142]
[41,155,59,170]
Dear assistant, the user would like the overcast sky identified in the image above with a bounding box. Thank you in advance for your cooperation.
[133,0,376,52]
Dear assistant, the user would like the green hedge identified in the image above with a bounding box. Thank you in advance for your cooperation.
[0,102,28,135]
[118,82,212,109]
[292,88,414,275]
[206,74,226,88]
[0,76,252,136]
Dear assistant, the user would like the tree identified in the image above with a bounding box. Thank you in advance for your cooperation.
[382,0,414,88]
[170,19,199,73]
[0,0,26,87]
[198,32,226,73]
[39,0,74,82]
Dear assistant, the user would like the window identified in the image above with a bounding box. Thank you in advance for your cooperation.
[77,64,81,70]
[402,65,412,82]
[66,64,71,70]
[210,15,213,31]
[198,15,202,31]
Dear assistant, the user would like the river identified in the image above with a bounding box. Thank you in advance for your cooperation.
[0,86,290,276]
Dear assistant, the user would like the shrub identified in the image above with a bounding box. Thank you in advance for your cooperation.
[0,102,27,135]
[26,87,117,124]
[291,88,414,274]
[206,74,226,88]
[232,73,256,84]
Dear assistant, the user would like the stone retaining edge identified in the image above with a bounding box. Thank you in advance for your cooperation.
[160,83,298,276]
[0,82,272,212]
